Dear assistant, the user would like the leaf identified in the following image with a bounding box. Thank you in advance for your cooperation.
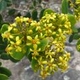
[0,62,2,66]
[0,24,8,33]
[0,14,3,23]
[61,0,69,14]
[9,55,20,63]
[0,53,9,60]
[68,14,77,32]
[68,14,76,26]
[8,9,16,16]
[38,38,48,51]
[24,12,31,18]
[0,0,7,11]
[39,9,46,19]
[31,59,38,72]
[32,0,36,6]
[71,26,78,33]
[77,28,80,32]
[32,9,38,20]
[68,34,74,42]
[15,13,21,17]
[73,33,80,39]
[5,0,12,6]
[0,38,7,53]
[0,74,8,80]
[25,45,32,61]
[38,0,42,3]
[43,9,54,16]
[10,50,25,60]
[0,67,11,77]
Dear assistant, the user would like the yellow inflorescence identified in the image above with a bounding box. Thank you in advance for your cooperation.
[1,13,72,79]
[69,0,80,21]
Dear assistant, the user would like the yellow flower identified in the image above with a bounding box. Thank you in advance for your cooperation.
[16,46,22,52]
[26,35,40,46]
[15,36,22,45]
[5,46,13,53]
[30,44,41,58]
[2,31,13,39]
[76,0,80,4]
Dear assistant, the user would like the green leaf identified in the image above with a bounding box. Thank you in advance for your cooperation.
[0,0,7,11]
[0,38,7,53]
[32,9,38,20]
[26,46,30,56]
[9,55,20,63]
[73,33,80,39]
[39,9,46,19]
[31,59,38,72]
[25,45,32,61]
[24,12,31,18]
[33,0,37,6]
[0,74,8,80]
[68,34,74,42]
[38,38,48,51]
[43,9,54,16]
[10,50,25,60]
[0,24,8,33]
[0,62,2,66]
[68,14,77,32]
[5,0,12,6]
[72,26,78,33]
[76,39,80,52]
[0,14,3,23]
[0,45,7,54]
[0,67,11,77]
[77,28,80,32]
[38,0,42,3]
[0,53,9,60]
[68,14,76,26]
[61,0,69,14]
[8,9,16,16]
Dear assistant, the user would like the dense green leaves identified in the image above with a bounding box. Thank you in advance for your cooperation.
[61,0,69,14]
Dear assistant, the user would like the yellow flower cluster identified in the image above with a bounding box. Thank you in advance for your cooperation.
[1,13,72,79]
[69,0,80,20]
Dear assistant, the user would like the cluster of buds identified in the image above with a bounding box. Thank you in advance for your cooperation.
[1,12,72,79]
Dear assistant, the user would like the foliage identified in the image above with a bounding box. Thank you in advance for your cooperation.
[0,0,80,79]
